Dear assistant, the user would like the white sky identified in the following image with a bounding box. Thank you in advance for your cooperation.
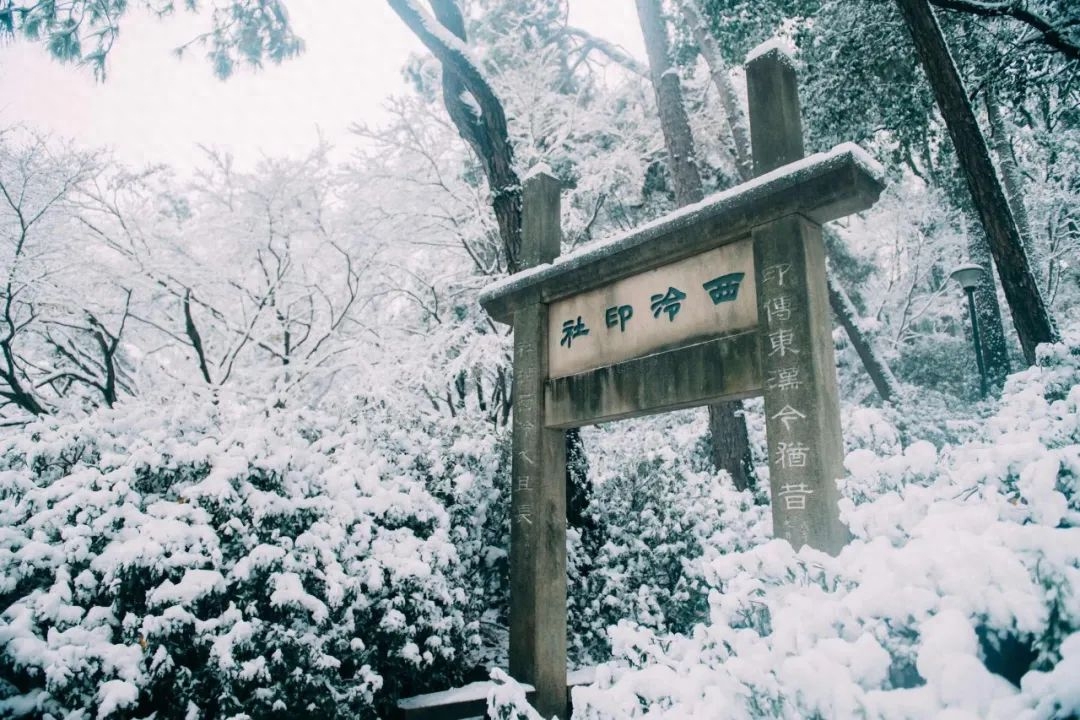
[0,0,645,169]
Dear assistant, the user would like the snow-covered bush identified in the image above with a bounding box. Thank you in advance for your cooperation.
[572,336,1080,719]
[569,415,769,665]
[366,408,512,674]
[0,398,470,719]
[486,669,545,720]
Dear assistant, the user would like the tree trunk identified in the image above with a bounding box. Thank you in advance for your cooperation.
[827,267,902,401]
[894,0,1059,364]
[963,213,1011,387]
[635,0,705,204]
[677,0,753,180]
[635,0,753,490]
[390,0,524,272]
[686,0,899,403]
[388,0,594,521]
[984,87,1038,265]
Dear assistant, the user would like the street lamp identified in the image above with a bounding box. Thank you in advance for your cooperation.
[950,263,989,398]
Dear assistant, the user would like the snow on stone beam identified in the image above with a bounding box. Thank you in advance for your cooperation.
[746,36,797,66]
[523,161,554,181]
[396,668,597,719]
[480,143,885,324]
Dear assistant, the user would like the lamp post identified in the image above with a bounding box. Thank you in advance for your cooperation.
[950,263,989,398]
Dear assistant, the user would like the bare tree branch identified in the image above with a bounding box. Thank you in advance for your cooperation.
[562,26,649,77]
[927,0,1080,61]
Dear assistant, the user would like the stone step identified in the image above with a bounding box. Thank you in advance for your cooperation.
[395,667,596,720]
[396,680,534,720]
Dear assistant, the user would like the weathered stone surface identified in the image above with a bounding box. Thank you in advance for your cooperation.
[748,46,849,555]
[753,215,849,554]
[544,331,762,429]
[547,239,757,378]
[746,46,805,175]
[508,171,568,719]
[479,146,883,324]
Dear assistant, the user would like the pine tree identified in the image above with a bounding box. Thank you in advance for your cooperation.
[895,0,1059,364]
[635,0,755,490]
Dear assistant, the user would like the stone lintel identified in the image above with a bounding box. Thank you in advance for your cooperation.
[480,146,883,324]
[544,331,762,429]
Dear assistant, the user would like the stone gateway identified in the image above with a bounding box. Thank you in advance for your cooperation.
[478,48,885,719]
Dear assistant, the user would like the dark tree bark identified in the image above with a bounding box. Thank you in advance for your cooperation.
[183,289,214,384]
[827,268,902,401]
[387,0,524,273]
[985,87,1036,258]
[0,341,45,416]
[895,0,1059,364]
[386,0,591,518]
[965,211,1012,387]
[982,89,1040,388]
[677,0,753,180]
[685,0,900,403]
[635,0,754,491]
[635,0,705,205]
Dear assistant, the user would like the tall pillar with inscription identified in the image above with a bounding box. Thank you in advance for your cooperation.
[747,47,850,555]
[509,169,568,718]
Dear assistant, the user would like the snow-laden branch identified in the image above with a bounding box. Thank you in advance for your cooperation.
[927,0,1080,61]
[562,26,649,77]
[385,0,523,271]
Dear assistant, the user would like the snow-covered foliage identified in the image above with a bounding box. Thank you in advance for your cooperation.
[365,407,513,673]
[487,669,545,720]
[569,412,768,665]
[3,0,1079,717]
[572,336,1080,719]
[0,398,471,718]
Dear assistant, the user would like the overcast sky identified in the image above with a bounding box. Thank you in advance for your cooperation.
[0,1,645,170]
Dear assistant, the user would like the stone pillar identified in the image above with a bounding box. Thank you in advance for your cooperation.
[747,47,849,555]
[509,170,568,718]
[746,48,804,176]
[753,215,849,554]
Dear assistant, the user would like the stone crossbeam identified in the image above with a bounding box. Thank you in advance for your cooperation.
[479,143,884,324]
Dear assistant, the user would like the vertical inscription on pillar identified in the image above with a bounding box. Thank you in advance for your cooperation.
[754,215,848,554]
[748,44,849,556]
[759,250,811,542]
[508,170,568,720]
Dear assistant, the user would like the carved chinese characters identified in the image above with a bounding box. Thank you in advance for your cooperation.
[754,215,849,555]
[547,239,757,378]
[476,46,883,719]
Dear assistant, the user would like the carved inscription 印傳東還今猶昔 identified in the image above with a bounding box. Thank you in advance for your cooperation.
[547,239,758,378]
[759,259,816,514]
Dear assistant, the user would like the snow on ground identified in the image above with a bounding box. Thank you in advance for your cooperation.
[489,336,1080,719]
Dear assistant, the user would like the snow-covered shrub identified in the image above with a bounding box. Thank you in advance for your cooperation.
[0,399,469,719]
[570,415,769,665]
[366,408,512,674]
[572,335,1080,719]
[486,669,545,720]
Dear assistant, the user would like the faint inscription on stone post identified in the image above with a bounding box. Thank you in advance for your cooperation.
[759,256,815,535]
[754,216,848,555]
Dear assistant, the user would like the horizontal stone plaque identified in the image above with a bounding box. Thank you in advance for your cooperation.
[547,238,757,378]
